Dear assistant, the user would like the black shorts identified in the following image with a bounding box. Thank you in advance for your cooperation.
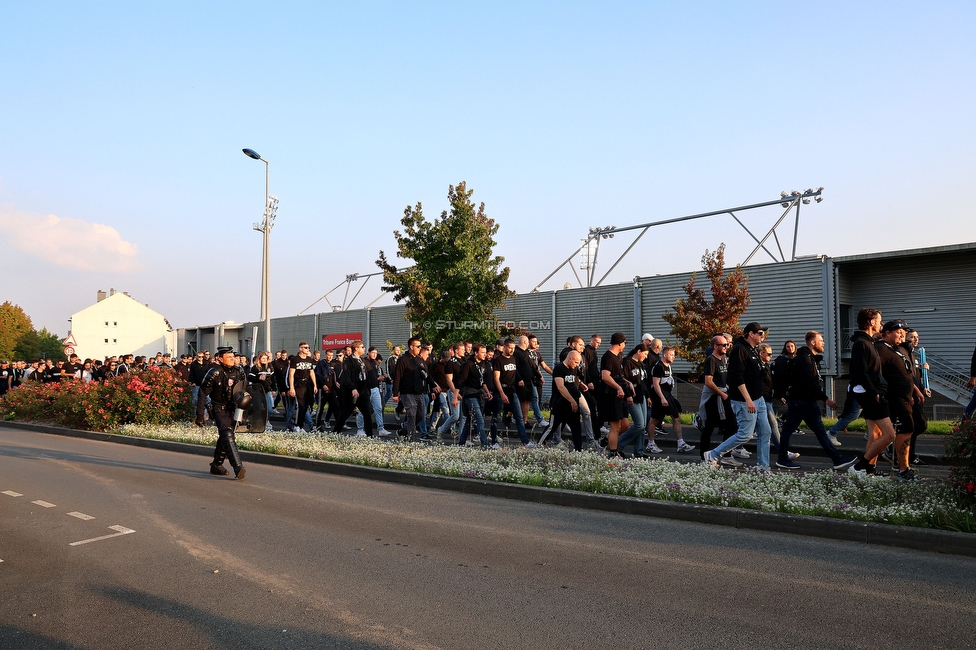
[651,393,682,422]
[888,397,914,434]
[600,393,629,423]
[858,393,890,421]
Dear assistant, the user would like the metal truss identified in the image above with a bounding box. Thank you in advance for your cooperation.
[533,187,824,291]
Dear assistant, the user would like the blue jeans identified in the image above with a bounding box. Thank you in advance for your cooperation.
[458,396,488,447]
[490,388,530,444]
[437,392,460,435]
[965,389,976,418]
[420,394,430,436]
[356,386,385,432]
[712,397,771,468]
[530,384,544,422]
[781,399,845,464]
[828,396,862,435]
[618,400,647,455]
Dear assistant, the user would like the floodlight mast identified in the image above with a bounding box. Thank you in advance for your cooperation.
[243,148,278,353]
[532,188,823,291]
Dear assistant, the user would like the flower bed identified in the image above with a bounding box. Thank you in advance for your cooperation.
[118,423,975,532]
[0,368,193,431]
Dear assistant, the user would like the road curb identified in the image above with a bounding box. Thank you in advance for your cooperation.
[3,420,974,558]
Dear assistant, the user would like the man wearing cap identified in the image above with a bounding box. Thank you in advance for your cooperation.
[875,319,924,480]
[199,347,247,479]
[703,323,772,469]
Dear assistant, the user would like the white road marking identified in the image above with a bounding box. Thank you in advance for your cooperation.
[2,491,23,497]
[67,512,95,521]
[68,526,136,547]
[31,500,56,508]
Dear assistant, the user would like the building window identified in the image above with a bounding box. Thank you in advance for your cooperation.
[112,339,117,344]
[104,339,109,344]
[105,321,109,327]
[113,321,118,327]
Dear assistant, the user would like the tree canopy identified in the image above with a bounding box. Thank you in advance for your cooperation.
[14,328,67,362]
[377,182,514,350]
[662,244,750,376]
[0,301,34,360]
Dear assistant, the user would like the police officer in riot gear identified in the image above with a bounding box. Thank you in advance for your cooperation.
[200,346,247,479]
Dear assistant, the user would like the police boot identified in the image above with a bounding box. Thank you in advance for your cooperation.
[209,462,228,476]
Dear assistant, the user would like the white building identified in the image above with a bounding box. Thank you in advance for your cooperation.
[68,289,175,361]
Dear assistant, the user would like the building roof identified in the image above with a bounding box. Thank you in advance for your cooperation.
[833,241,976,264]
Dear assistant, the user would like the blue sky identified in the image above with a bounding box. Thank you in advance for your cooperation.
[2,1,973,336]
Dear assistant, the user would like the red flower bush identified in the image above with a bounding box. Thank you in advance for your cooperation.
[0,367,193,432]
[944,417,976,509]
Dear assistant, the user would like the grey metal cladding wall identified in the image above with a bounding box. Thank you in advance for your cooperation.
[738,257,828,358]
[270,314,316,353]
[554,283,634,358]
[844,251,976,367]
[639,257,829,372]
[494,291,556,365]
[368,304,411,352]
[316,310,368,348]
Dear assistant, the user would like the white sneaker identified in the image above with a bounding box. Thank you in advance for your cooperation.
[537,419,550,427]
[701,450,718,467]
[731,447,751,459]
[525,442,537,449]
[646,442,663,454]
[720,455,743,467]
[600,425,611,434]
[356,429,367,437]
[376,429,390,437]
[676,440,696,453]
[491,443,501,450]
[788,451,800,460]
[827,433,842,447]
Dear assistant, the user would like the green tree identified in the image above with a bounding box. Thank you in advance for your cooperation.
[0,301,33,361]
[377,181,515,350]
[662,244,750,377]
[12,328,66,361]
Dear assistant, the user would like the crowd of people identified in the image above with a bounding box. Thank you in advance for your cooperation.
[1,309,963,484]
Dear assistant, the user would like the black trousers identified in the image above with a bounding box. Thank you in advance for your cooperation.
[212,407,243,470]
[292,382,315,430]
[338,388,374,436]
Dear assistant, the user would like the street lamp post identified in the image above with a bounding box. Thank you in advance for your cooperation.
[242,148,278,355]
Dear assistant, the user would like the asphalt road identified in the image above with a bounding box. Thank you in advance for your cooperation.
[1,425,974,650]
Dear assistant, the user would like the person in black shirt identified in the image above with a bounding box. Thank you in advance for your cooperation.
[778,332,859,471]
[599,332,629,456]
[393,337,433,441]
[491,338,533,447]
[615,344,651,457]
[551,351,585,451]
[249,351,276,432]
[456,343,492,447]
[876,320,924,480]
[287,342,318,432]
[703,322,772,470]
[200,346,247,479]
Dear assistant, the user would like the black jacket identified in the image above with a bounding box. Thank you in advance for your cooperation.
[727,336,764,402]
[786,346,829,402]
[848,331,886,399]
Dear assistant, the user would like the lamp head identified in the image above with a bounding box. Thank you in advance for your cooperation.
[242,148,262,160]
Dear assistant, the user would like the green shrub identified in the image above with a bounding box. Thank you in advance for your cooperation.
[944,417,976,509]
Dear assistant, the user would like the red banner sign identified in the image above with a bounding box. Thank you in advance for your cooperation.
[321,332,363,350]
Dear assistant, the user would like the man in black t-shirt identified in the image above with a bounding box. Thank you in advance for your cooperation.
[599,332,629,456]
[551,351,585,451]
[287,342,317,432]
[456,343,492,447]
[491,338,532,447]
